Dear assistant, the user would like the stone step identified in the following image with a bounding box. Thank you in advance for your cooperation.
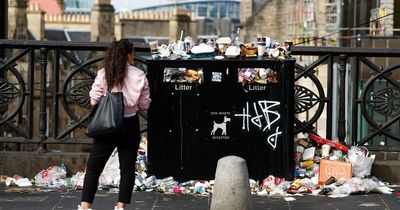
[371,160,400,184]
[370,151,400,161]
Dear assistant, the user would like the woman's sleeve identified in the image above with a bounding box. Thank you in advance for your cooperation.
[89,71,105,106]
[138,76,151,110]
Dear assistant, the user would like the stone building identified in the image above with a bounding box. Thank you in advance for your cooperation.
[8,0,197,43]
[240,0,335,46]
[240,0,400,141]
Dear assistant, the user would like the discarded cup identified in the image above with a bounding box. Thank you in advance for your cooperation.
[321,144,331,157]
[257,37,266,56]
[149,41,158,54]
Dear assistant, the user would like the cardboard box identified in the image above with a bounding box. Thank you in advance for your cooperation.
[319,159,352,184]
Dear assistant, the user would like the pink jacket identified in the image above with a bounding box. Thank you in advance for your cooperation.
[89,64,151,116]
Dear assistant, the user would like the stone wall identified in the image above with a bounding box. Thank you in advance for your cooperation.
[241,0,289,43]
[0,151,89,178]
[44,13,91,30]
[116,20,170,40]
[7,0,28,40]
[27,3,44,40]
[115,11,172,40]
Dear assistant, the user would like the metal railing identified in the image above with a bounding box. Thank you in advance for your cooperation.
[0,39,399,151]
[291,46,400,149]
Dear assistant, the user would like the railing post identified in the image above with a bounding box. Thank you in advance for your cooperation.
[28,48,35,138]
[38,47,48,153]
[338,54,347,145]
[351,56,360,145]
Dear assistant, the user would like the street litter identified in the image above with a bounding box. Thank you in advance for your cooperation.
[0,133,395,200]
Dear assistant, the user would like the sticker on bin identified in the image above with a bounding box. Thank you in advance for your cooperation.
[163,68,204,83]
[210,112,231,140]
[212,72,222,82]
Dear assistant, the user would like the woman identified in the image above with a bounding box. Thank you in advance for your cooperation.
[79,39,151,210]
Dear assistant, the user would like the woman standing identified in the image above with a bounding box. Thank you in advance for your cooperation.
[79,39,151,210]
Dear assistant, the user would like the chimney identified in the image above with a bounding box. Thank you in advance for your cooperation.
[27,3,45,40]
[91,0,115,41]
[8,0,28,40]
[169,8,192,42]
[240,0,253,24]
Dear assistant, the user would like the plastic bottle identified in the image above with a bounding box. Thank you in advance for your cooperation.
[233,27,241,47]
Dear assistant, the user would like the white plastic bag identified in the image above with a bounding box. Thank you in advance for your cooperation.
[348,146,375,178]
[99,148,120,186]
[34,166,67,185]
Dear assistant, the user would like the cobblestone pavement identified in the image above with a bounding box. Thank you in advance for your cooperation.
[0,185,399,210]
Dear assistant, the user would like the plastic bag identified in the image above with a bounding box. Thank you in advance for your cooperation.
[348,146,375,178]
[99,148,120,186]
[34,166,67,185]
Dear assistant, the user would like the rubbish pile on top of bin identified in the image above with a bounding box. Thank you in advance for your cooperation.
[150,30,292,60]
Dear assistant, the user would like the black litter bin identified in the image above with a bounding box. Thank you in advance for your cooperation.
[145,56,295,181]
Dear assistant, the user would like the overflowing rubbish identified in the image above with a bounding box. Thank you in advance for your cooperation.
[0,133,396,200]
[150,30,292,61]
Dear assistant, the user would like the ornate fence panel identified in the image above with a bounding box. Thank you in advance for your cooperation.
[0,40,149,152]
[291,46,400,149]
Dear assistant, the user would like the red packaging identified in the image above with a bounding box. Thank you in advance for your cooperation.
[308,133,348,152]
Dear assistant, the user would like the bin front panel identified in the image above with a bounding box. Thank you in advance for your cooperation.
[147,59,295,181]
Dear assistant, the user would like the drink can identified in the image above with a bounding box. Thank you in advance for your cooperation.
[300,160,314,168]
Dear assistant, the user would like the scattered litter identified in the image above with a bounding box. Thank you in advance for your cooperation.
[284,197,296,201]
[358,203,381,207]
[0,133,395,200]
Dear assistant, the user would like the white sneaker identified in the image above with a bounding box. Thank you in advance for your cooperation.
[77,205,92,210]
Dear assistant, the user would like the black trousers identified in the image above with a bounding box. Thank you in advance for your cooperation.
[82,115,140,204]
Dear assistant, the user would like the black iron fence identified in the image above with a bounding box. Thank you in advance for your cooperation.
[291,46,400,149]
[0,39,399,151]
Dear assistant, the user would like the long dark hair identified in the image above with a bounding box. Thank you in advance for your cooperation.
[104,39,134,89]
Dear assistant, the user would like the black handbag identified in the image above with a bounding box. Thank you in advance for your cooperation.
[85,90,125,138]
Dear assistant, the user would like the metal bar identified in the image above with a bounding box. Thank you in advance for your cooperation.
[294,55,329,81]
[357,115,400,145]
[28,48,35,139]
[292,46,400,57]
[338,54,347,145]
[53,49,60,138]
[38,48,48,153]
[359,56,400,89]
[0,49,30,72]
[0,0,6,58]
[351,55,360,145]
[0,39,150,52]
[326,54,333,139]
